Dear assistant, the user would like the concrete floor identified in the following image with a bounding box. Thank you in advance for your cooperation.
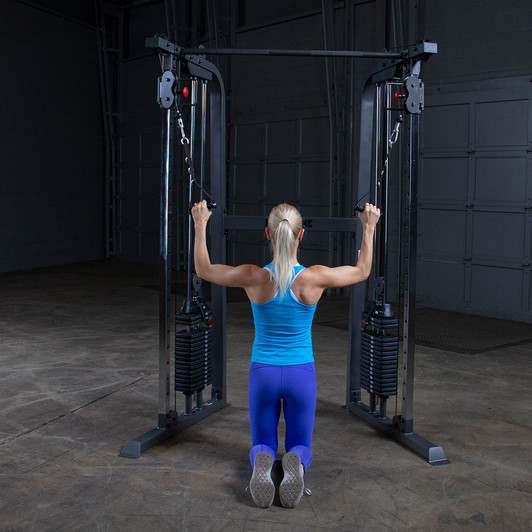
[1,260,531,531]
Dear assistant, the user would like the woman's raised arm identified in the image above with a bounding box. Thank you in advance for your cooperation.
[306,204,381,290]
[191,200,262,288]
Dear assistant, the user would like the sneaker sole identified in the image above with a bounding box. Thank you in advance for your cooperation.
[279,452,304,508]
[249,452,275,508]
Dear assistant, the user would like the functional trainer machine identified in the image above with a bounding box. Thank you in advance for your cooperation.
[120,35,448,466]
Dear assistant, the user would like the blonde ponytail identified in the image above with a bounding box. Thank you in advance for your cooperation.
[267,204,303,298]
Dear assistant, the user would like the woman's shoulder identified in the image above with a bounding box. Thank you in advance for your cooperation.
[237,264,270,278]
[291,265,328,287]
[245,264,278,287]
[294,265,335,289]
[290,265,326,305]
[298,264,329,277]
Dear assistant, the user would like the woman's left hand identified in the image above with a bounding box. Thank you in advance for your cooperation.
[191,200,213,227]
[358,203,381,228]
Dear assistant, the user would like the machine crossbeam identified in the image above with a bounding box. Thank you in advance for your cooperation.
[223,215,359,232]
[178,47,403,59]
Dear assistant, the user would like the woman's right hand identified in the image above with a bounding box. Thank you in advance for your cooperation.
[358,203,381,227]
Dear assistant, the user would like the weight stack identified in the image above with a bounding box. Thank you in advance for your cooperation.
[360,311,399,397]
[174,327,212,394]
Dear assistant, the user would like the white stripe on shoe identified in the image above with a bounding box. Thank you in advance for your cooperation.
[249,451,275,508]
[279,452,305,508]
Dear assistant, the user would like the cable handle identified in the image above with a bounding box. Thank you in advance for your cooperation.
[189,199,217,212]
[354,191,370,215]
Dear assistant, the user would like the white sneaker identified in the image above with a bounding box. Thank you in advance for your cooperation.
[249,451,275,508]
[279,452,305,508]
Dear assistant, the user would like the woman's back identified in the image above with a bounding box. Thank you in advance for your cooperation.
[243,263,321,305]
[250,264,317,365]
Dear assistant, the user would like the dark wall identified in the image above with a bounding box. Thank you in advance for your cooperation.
[3,0,532,322]
[0,0,104,273]
[422,0,532,84]
[115,2,166,264]
[417,0,532,321]
[227,1,381,272]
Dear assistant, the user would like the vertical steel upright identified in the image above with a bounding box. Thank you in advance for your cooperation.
[158,70,175,428]
[207,69,227,404]
[345,45,448,465]
[120,36,227,458]
[398,87,419,433]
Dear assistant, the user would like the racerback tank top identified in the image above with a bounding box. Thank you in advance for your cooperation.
[250,264,318,365]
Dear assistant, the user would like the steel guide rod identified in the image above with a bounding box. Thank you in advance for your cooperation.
[196,79,208,412]
[367,82,381,419]
[200,80,207,200]
[185,79,197,313]
[382,83,401,301]
[400,102,419,430]
[183,77,196,416]
[158,107,172,426]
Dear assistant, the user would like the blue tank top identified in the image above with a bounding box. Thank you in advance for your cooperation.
[250,264,318,365]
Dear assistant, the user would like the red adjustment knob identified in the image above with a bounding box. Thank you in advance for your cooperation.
[207,316,213,326]
[181,86,189,98]
[393,90,404,102]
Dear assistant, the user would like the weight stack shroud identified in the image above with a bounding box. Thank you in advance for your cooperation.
[175,327,213,394]
[360,311,399,397]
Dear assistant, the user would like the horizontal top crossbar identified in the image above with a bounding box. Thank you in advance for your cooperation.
[179,47,403,59]
[223,215,359,232]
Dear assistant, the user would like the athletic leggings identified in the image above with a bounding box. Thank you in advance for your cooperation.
[248,361,317,471]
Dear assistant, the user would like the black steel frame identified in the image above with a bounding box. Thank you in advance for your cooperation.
[120,36,227,458]
[120,36,448,465]
[344,46,448,465]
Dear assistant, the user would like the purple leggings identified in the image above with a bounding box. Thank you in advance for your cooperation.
[248,362,317,471]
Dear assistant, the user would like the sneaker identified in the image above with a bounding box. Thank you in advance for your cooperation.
[279,452,305,508]
[249,451,275,508]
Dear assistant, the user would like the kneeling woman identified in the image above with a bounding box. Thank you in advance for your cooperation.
[191,201,380,508]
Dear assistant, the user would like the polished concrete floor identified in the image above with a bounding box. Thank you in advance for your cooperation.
[1,260,531,531]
